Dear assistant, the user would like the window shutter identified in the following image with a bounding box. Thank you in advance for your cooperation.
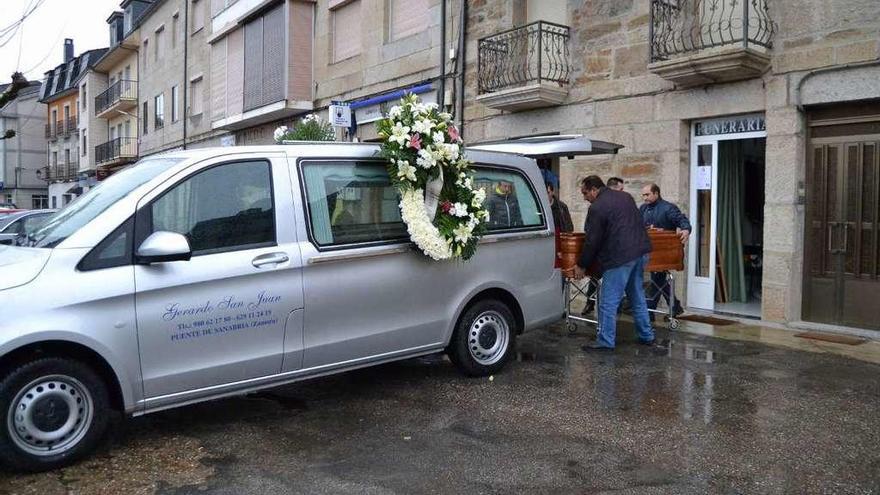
[390,0,427,41]
[262,4,284,105]
[332,2,361,62]
[211,38,227,120]
[243,17,264,111]
[226,28,244,115]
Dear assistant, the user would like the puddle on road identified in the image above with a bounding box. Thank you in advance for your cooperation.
[0,433,214,495]
[515,351,566,364]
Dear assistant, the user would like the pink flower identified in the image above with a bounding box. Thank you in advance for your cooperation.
[447,125,461,143]
[408,133,422,150]
[441,201,453,214]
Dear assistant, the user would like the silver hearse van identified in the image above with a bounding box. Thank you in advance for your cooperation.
[0,137,619,470]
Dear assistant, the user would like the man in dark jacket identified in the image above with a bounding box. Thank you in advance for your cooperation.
[639,183,691,316]
[546,182,573,233]
[573,176,656,350]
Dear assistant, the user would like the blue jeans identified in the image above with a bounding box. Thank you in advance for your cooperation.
[596,254,655,348]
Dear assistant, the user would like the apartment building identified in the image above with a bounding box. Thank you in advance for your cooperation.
[466,0,880,332]
[136,0,229,156]
[203,0,450,145]
[90,4,149,176]
[0,82,48,209]
[39,40,107,208]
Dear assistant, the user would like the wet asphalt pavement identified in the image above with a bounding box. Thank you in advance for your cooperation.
[2,321,879,495]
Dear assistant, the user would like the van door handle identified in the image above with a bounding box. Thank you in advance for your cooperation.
[252,252,289,268]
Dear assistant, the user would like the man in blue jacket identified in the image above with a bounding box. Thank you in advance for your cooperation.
[640,183,691,317]
[573,176,656,351]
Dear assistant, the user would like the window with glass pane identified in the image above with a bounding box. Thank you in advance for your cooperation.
[301,161,408,246]
[472,167,543,231]
[151,161,275,254]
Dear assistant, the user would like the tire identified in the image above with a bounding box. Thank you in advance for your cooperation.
[447,299,517,377]
[0,357,111,472]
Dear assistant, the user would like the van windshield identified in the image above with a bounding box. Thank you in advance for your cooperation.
[30,158,185,248]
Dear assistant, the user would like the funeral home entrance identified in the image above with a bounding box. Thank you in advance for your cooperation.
[687,115,767,317]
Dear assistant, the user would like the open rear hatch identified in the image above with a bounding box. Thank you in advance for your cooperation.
[469,135,623,159]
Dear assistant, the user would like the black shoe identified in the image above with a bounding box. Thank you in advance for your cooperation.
[581,303,595,316]
[673,305,684,317]
[582,342,614,352]
[639,339,668,350]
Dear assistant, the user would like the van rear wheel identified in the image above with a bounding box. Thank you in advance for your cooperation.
[0,357,110,472]
[448,299,516,377]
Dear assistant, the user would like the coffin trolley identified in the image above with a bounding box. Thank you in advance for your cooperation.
[559,230,684,332]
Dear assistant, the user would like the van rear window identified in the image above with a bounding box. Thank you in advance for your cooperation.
[301,161,409,247]
[300,161,544,248]
[471,166,544,230]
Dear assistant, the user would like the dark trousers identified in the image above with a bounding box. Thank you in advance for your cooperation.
[647,271,681,312]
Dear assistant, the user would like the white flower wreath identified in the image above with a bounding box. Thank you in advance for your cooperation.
[378,94,489,260]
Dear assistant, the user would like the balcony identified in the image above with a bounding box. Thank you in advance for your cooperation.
[95,80,138,118]
[95,137,138,168]
[59,116,77,137]
[475,21,571,112]
[648,0,777,87]
[42,161,79,182]
[44,123,55,139]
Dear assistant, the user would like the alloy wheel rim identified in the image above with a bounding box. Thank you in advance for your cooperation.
[468,310,510,366]
[7,375,94,457]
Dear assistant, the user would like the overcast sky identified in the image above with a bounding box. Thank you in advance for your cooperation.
[0,0,120,85]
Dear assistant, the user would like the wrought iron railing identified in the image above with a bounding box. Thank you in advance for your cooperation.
[95,137,138,165]
[44,161,79,181]
[477,21,571,94]
[649,0,776,62]
[66,116,77,135]
[44,124,54,139]
[95,79,137,115]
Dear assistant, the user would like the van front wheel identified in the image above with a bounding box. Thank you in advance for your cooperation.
[0,357,111,472]
[448,299,516,377]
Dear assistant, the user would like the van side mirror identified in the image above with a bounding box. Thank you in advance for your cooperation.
[136,231,192,264]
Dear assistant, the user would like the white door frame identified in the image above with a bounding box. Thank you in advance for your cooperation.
[687,127,767,311]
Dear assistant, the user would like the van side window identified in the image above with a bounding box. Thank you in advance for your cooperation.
[77,217,134,271]
[151,160,275,255]
[472,166,543,231]
[301,160,408,247]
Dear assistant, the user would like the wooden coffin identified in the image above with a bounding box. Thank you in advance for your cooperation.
[647,229,684,272]
[558,232,601,278]
[557,230,684,277]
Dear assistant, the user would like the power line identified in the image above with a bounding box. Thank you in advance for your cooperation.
[0,0,45,48]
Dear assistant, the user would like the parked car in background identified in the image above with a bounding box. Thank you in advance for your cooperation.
[0,210,57,245]
[0,202,18,209]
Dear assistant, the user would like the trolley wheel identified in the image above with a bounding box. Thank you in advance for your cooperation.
[566,321,577,333]
[669,318,680,330]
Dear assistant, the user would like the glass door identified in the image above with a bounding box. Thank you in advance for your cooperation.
[688,141,717,310]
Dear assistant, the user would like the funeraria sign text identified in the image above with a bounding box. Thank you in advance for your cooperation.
[695,115,766,136]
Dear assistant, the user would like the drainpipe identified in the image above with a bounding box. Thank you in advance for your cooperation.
[182,0,189,149]
[456,0,467,139]
[438,0,446,109]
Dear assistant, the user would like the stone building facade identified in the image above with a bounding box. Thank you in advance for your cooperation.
[464,0,880,332]
[138,0,230,156]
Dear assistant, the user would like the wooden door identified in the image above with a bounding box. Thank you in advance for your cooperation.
[805,125,880,330]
